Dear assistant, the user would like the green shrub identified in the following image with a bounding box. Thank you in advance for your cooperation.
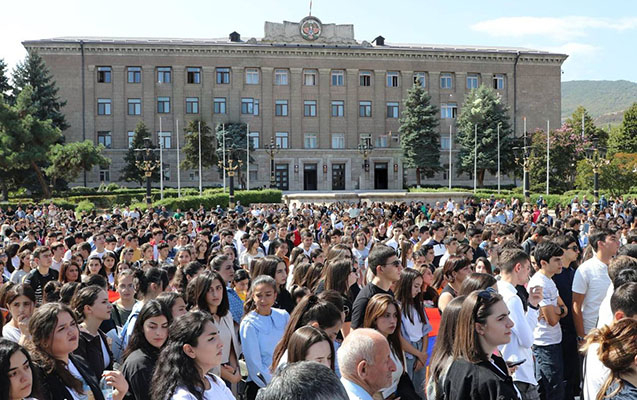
[75,200,96,214]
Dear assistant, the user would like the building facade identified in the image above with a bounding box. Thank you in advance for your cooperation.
[23,16,567,191]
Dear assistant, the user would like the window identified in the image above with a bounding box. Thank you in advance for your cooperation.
[304,69,317,86]
[216,68,230,84]
[157,67,171,83]
[386,102,399,118]
[467,74,479,90]
[241,98,259,115]
[375,135,389,148]
[274,69,289,85]
[440,73,453,89]
[387,71,399,87]
[331,101,344,117]
[304,100,317,117]
[162,163,170,181]
[493,74,505,90]
[414,72,426,88]
[189,170,199,181]
[186,97,199,114]
[304,133,318,149]
[127,98,141,115]
[441,136,451,150]
[249,168,258,183]
[441,103,458,119]
[186,67,201,84]
[245,68,259,85]
[213,97,226,114]
[331,133,345,149]
[128,131,135,148]
[275,100,288,116]
[157,96,170,113]
[359,71,371,87]
[159,132,172,149]
[249,131,260,149]
[97,99,111,115]
[360,133,372,148]
[97,131,112,149]
[331,70,345,86]
[99,167,110,182]
[97,67,111,83]
[275,132,289,149]
[127,67,141,83]
[359,101,372,117]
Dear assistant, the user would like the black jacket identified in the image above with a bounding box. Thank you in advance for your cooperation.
[74,329,114,379]
[121,348,158,400]
[36,353,105,400]
[443,355,519,400]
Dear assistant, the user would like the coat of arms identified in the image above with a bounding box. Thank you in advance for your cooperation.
[300,17,322,41]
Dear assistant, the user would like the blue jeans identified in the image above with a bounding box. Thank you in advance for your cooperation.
[405,339,427,399]
[532,343,564,400]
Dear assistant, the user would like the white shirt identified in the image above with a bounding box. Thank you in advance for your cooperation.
[583,342,610,400]
[380,349,404,398]
[171,375,235,400]
[497,280,539,385]
[528,272,562,345]
[400,306,432,343]
[572,256,611,334]
[597,284,614,329]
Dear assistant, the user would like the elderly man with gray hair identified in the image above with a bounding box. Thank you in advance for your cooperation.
[255,361,348,400]
[337,328,397,400]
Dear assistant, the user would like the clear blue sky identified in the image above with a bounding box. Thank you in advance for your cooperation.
[2,0,636,82]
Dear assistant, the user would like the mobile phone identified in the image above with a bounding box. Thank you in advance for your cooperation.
[506,359,526,368]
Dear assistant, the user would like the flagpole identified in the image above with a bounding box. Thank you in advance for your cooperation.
[497,123,501,194]
[222,123,226,192]
[523,117,527,197]
[546,120,550,195]
[198,121,202,196]
[159,117,164,200]
[473,124,477,194]
[246,123,250,191]
[448,124,452,190]
[176,119,181,198]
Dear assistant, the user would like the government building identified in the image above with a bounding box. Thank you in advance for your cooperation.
[23,16,567,191]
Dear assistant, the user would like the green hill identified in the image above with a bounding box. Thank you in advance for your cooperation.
[562,80,637,125]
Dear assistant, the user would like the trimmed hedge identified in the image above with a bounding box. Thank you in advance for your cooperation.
[75,200,96,214]
[152,189,282,211]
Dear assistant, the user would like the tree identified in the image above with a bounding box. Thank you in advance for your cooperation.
[565,106,607,147]
[45,140,110,186]
[575,153,637,197]
[0,87,61,197]
[119,121,158,185]
[607,102,637,154]
[215,123,253,188]
[456,85,515,187]
[12,51,69,131]
[181,119,217,171]
[0,59,10,102]
[399,83,440,186]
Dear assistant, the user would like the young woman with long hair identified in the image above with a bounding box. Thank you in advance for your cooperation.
[121,300,171,400]
[102,251,118,288]
[82,256,107,282]
[400,240,415,269]
[322,258,357,337]
[150,311,235,400]
[111,269,137,328]
[285,325,335,370]
[240,236,265,271]
[173,248,192,270]
[352,231,370,268]
[171,261,204,295]
[251,256,294,313]
[9,250,32,284]
[417,264,440,306]
[458,272,498,296]
[438,256,472,311]
[58,261,81,284]
[1,283,35,343]
[156,292,188,320]
[0,338,38,400]
[240,275,290,400]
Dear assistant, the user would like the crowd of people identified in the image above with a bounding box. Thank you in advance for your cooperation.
[0,195,636,400]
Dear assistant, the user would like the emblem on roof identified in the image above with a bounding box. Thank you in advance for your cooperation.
[300,16,322,41]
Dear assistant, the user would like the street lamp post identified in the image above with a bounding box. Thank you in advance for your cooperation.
[585,140,607,210]
[512,141,531,204]
[264,137,281,189]
[135,137,160,206]
[218,158,243,208]
[358,142,374,189]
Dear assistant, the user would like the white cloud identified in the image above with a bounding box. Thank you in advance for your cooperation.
[471,16,637,41]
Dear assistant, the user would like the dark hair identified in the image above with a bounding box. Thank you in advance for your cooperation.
[474,257,493,275]
[608,255,637,284]
[323,259,353,294]
[442,256,470,282]
[286,326,335,370]
[71,285,106,322]
[134,267,168,297]
[610,282,637,317]
[86,274,108,289]
[156,292,185,321]
[209,255,229,271]
[251,256,284,281]
[151,311,217,400]
[84,255,107,278]
[122,300,171,361]
[367,244,396,275]
[459,273,497,296]
[60,281,84,305]
[43,281,62,303]
[499,248,530,274]
[173,261,203,294]
[185,271,229,317]
[616,244,637,258]
[0,338,38,399]
[533,241,564,266]
[613,269,637,290]
[59,261,82,283]
[363,294,404,368]
[1,283,36,311]
[243,275,278,315]
[589,229,615,252]
[233,268,250,283]
[302,263,324,292]
[394,269,426,325]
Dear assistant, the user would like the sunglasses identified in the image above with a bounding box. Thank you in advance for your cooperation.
[384,260,402,267]
[565,245,579,252]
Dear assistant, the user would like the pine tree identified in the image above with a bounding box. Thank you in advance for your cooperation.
[12,51,69,131]
[608,103,637,154]
[215,123,253,188]
[456,85,514,187]
[0,59,10,102]
[565,106,607,146]
[398,83,440,186]
[181,119,217,171]
[119,121,158,185]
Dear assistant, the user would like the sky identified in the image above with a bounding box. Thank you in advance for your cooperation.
[1,0,636,82]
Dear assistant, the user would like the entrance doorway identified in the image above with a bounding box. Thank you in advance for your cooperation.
[303,164,318,190]
[332,163,346,190]
[275,164,289,190]
[374,162,388,189]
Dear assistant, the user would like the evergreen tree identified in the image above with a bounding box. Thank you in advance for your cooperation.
[181,119,217,171]
[12,51,69,131]
[0,59,10,102]
[398,83,440,186]
[119,121,158,185]
[607,102,637,154]
[565,106,607,146]
[215,123,253,188]
[456,85,514,187]
[45,140,111,186]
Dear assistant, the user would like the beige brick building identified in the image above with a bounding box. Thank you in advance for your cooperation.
[23,16,567,191]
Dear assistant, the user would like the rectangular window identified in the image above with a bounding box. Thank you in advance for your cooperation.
[359,101,372,117]
[386,102,399,118]
[127,98,141,115]
[245,68,259,85]
[216,67,230,84]
[331,70,345,86]
[186,67,201,84]
[414,72,426,88]
[99,167,110,182]
[157,96,170,113]
[359,71,372,87]
[157,67,171,83]
[241,98,259,115]
[360,133,372,148]
[387,71,399,87]
[441,137,451,150]
[274,69,289,85]
[375,135,389,148]
[275,132,289,149]
[440,73,453,89]
[128,131,135,148]
[331,133,345,149]
[467,74,479,90]
[441,103,458,119]
[97,131,112,149]
[249,131,260,149]
[97,99,111,115]
[275,100,288,116]
[304,133,318,149]
[189,171,199,181]
[304,69,317,86]
[213,97,226,114]
[304,100,317,117]
[493,74,505,90]
[186,97,199,114]
[97,66,111,83]
[162,163,170,181]
[331,101,344,117]
[127,67,141,83]
[159,132,171,149]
